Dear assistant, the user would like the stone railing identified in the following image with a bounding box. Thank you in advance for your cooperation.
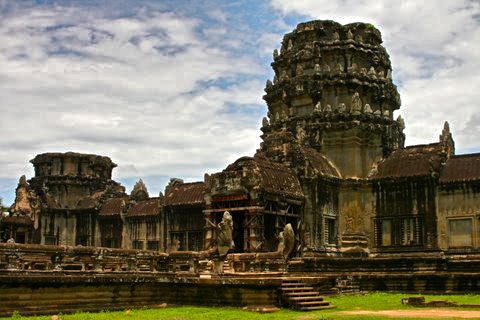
[227,252,287,273]
[0,243,169,272]
[0,243,293,274]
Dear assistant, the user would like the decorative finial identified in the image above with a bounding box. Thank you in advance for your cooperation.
[363,104,373,113]
[287,39,293,50]
[131,178,149,201]
[396,115,405,129]
[347,30,354,40]
[273,49,279,59]
[19,175,28,187]
[262,117,269,127]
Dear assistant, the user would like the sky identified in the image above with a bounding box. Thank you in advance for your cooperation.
[0,0,479,205]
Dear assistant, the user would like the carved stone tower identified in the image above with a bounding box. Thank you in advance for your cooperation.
[29,152,119,208]
[262,20,405,178]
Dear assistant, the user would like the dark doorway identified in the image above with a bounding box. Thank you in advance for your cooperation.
[232,212,245,253]
[264,214,278,252]
[15,231,26,244]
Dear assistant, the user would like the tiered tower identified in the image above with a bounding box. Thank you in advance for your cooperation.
[262,20,405,178]
[29,152,120,208]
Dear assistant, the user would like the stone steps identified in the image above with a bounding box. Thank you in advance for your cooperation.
[279,279,333,311]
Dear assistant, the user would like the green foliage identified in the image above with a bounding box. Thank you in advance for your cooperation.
[366,23,376,31]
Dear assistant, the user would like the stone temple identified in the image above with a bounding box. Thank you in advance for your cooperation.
[1,20,479,315]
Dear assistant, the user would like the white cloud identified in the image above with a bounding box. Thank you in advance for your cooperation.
[0,4,265,197]
[270,0,480,151]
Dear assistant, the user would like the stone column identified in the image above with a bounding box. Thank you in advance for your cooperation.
[203,208,215,250]
[245,209,264,252]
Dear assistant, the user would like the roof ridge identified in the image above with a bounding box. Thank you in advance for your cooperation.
[402,142,441,149]
[450,153,480,158]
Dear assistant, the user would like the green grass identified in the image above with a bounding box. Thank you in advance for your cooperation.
[4,293,480,320]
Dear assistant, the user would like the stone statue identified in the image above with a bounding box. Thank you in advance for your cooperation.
[296,64,303,75]
[296,124,306,143]
[351,92,362,115]
[337,103,347,113]
[287,39,293,50]
[348,63,358,73]
[266,79,273,89]
[368,66,377,79]
[280,223,295,260]
[314,64,321,73]
[314,101,321,113]
[333,32,340,41]
[335,63,344,73]
[217,211,234,256]
[324,104,332,112]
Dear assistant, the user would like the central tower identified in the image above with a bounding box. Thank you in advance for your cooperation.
[262,20,404,178]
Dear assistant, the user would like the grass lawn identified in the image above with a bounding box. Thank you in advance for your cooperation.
[5,293,480,320]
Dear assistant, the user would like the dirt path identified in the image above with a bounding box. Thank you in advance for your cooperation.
[338,309,480,318]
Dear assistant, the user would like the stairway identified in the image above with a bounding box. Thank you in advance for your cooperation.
[280,278,334,311]
[222,261,232,273]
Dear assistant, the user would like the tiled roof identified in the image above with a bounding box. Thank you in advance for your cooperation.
[440,153,480,183]
[301,147,341,178]
[255,156,303,198]
[165,182,205,206]
[98,197,127,216]
[222,155,304,198]
[371,143,445,179]
[126,198,160,217]
[1,215,33,225]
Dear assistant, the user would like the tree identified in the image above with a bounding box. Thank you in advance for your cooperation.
[0,197,8,213]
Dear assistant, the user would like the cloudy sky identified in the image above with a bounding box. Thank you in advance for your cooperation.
[1,0,479,205]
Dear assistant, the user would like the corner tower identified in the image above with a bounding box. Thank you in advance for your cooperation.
[29,152,121,208]
[262,20,405,178]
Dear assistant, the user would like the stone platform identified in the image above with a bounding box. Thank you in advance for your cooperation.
[1,243,480,316]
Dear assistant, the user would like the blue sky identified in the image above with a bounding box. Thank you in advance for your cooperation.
[1,0,479,205]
